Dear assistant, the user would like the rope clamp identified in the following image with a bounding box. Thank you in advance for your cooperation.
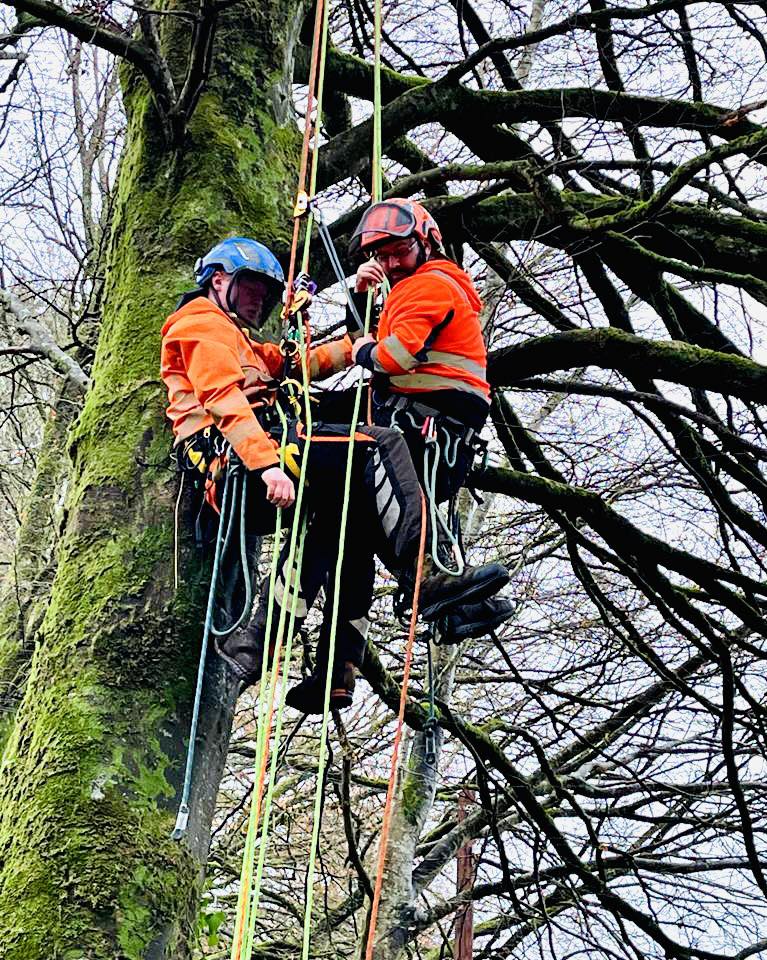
[281,289,312,321]
[280,377,306,416]
[423,718,437,767]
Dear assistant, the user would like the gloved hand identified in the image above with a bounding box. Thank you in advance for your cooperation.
[261,466,295,508]
[352,333,376,363]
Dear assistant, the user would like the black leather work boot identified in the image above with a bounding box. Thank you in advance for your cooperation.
[213,591,287,686]
[285,660,356,714]
[418,560,509,622]
[214,620,266,686]
[437,596,514,645]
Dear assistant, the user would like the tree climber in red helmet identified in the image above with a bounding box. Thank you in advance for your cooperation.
[347,198,514,642]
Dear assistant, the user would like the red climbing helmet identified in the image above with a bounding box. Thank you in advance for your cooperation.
[349,198,443,259]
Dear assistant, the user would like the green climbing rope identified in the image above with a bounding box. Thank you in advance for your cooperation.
[298,0,386,951]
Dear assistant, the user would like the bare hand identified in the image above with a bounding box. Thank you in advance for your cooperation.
[262,466,295,508]
[355,260,386,292]
[352,333,376,363]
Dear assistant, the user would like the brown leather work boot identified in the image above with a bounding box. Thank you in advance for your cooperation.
[285,661,356,714]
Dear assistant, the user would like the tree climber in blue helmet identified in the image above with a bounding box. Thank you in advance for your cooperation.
[162,237,508,712]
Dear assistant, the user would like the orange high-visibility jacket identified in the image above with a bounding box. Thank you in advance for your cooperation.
[369,259,489,403]
[161,295,352,471]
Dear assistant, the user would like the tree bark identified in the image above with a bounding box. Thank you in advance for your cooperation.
[0,379,82,745]
[0,1,303,955]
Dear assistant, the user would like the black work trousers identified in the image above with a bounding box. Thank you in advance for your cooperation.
[250,420,424,668]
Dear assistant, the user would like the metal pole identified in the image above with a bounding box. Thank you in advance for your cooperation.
[455,788,475,960]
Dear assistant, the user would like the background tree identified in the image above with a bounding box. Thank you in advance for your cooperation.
[0,0,766,957]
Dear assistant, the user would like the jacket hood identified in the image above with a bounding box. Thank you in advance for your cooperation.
[418,258,482,311]
[161,292,229,337]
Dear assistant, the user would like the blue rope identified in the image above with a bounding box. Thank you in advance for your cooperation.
[172,459,237,841]
[211,466,253,637]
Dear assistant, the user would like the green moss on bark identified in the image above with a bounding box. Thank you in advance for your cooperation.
[0,0,303,954]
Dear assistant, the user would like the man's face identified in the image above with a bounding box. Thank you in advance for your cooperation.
[369,236,426,285]
[210,270,273,326]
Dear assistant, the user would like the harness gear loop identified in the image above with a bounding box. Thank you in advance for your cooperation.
[423,421,465,577]
[211,455,255,637]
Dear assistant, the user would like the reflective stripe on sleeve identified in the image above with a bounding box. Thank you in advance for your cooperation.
[378,333,420,372]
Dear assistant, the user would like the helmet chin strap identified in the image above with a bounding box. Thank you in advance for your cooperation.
[209,282,238,321]
[414,239,429,269]
[225,277,241,320]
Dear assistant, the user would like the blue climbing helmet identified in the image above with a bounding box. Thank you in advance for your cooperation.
[194,236,284,315]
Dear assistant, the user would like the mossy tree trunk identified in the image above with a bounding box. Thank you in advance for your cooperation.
[0,2,303,956]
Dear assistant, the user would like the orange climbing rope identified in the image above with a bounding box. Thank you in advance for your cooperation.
[283,0,327,318]
[229,0,328,953]
[364,490,428,960]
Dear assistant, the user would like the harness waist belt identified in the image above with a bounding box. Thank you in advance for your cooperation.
[376,392,480,446]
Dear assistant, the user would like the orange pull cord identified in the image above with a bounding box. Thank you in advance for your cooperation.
[230,2,327,956]
[364,490,428,960]
[283,0,326,319]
